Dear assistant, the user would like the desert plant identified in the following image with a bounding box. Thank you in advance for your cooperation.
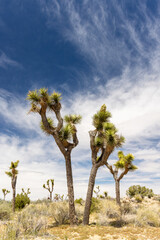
[43,179,54,201]
[135,206,160,227]
[83,105,125,225]
[0,201,12,220]
[75,198,84,205]
[54,193,65,202]
[105,151,137,206]
[101,199,120,218]
[2,189,10,201]
[126,185,154,199]
[15,188,30,210]
[94,186,100,198]
[49,202,69,225]
[27,89,82,225]
[135,194,142,203]
[90,197,100,213]
[5,160,19,212]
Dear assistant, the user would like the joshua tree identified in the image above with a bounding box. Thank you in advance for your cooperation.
[2,189,10,200]
[83,105,125,225]
[5,160,19,212]
[27,88,81,225]
[43,179,54,201]
[105,151,137,206]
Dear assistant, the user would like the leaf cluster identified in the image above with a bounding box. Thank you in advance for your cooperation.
[126,185,154,199]
[114,151,137,170]
[27,88,62,113]
[5,160,19,177]
[40,117,54,135]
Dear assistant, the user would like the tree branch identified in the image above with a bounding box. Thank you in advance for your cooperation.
[118,164,129,181]
[105,162,114,175]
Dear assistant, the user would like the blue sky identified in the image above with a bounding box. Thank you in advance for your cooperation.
[0,0,160,200]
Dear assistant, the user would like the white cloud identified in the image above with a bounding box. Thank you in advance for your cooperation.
[0,52,22,69]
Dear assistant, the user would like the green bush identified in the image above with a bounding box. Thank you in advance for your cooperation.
[90,197,100,213]
[135,194,142,203]
[126,185,154,199]
[75,198,83,205]
[15,192,30,210]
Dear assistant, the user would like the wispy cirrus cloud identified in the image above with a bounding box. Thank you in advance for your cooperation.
[0,52,22,69]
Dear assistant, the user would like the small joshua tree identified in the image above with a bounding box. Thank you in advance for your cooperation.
[27,88,81,225]
[94,186,100,198]
[43,179,54,201]
[5,160,19,212]
[2,189,10,201]
[83,105,125,225]
[105,151,137,205]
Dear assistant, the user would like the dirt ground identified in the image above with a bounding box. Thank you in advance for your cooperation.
[48,225,160,240]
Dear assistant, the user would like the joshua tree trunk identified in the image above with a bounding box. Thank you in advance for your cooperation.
[115,179,120,206]
[50,192,52,201]
[12,187,16,212]
[83,165,98,225]
[65,153,77,225]
[12,176,17,212]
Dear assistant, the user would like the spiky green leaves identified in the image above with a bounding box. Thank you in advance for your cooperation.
[5,160,19,177]
[114,151,137,171]
[59,124,73,140]
[27,88,62,113]
[64,114,82,124]
[93,104,111,130]
[27,90,40,102]
[50,92,62,104]
[10,160,19,169]
[95,136,103,147]
[40,118,54,135]
[5,171,12,177]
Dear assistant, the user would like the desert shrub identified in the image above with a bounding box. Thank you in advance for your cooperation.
[3,222,20,240]
[101,199,120,218]
[153,194,160,202]
[126,185,154,199]
[135,194,142,203]
[23,202,49,216]
[15,193,30,210]
[49,202,69,225]
[90,197,101,213]
[121,202,134,215]
[75,198,84,205]
[75,203,84,223]
[0,201,12,220]
[135,206,160,227]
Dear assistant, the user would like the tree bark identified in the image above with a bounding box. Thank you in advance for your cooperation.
[13,187,16,212]
[83,165,98,225]
[115,179,121,206]
[65,153,77,225]
[50,192,52,201]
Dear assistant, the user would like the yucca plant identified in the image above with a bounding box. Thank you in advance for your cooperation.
[27,88,81,225]
[5,160,19,212]
[43,179,54,201]
[105,151,137,206]
[83,105,125,225]
[2,189,10,201]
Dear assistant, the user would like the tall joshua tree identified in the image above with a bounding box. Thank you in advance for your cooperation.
[83,105,125,225]
[27,88,81,225]
[5,160,19,212]
[2,189,10,201]
[105,151,137,206]
[43,179,54,201]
